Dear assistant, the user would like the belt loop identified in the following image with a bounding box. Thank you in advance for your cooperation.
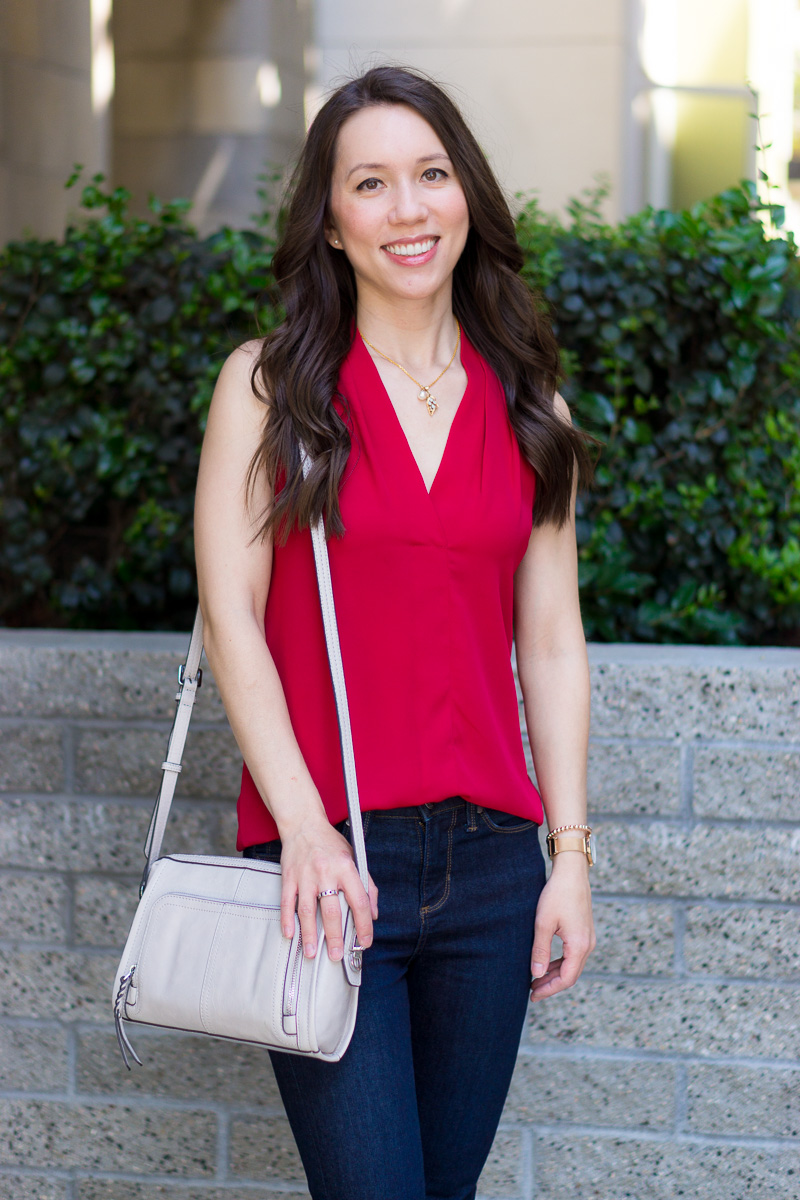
[465,801,478,832]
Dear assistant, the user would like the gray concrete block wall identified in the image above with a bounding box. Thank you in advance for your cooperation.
[0,632,798,1199]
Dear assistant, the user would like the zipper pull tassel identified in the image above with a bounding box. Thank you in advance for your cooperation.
[113,968,142,1070]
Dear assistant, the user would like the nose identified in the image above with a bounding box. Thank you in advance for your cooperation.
[390,178,428,226]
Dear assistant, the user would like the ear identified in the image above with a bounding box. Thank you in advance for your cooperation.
[324,225,342,249]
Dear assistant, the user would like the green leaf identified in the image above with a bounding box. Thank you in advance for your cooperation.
[578,391,616,427]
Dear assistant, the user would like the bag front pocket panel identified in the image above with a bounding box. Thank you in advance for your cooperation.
[199,900,299,1049]
[132,893,298,1050]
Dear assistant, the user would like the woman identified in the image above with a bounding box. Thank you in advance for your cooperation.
[194,65,596,1200]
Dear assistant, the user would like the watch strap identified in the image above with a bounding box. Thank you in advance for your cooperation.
[546,831,594,865]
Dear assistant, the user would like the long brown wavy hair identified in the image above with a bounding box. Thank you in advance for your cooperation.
[246,65,594,544]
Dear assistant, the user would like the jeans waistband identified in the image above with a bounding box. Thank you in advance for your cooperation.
[363,797,479,820]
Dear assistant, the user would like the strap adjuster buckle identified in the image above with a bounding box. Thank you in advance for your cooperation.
[178,664,203,688]
[349,937,364,972]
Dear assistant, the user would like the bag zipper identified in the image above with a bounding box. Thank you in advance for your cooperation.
[283,927,303,1022]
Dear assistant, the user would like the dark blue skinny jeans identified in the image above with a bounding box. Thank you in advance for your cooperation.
[242,797,547,1200]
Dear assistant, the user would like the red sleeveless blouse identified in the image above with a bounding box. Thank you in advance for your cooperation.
[235,329,543,849]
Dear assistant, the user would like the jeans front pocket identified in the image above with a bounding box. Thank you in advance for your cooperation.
[479,807,539,834]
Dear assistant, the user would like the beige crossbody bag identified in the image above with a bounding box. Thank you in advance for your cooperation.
[111,446,368,1067]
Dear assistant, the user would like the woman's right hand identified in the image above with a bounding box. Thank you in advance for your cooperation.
[278,815,378,962]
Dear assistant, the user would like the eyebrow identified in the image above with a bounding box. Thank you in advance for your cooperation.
[344,153,451,182]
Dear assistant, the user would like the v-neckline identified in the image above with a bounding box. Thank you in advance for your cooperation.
[357,330,473,498]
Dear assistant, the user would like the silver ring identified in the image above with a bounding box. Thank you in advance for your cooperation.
[317,888,339,899]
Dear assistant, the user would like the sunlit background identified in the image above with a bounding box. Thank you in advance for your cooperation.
[0,0,797,240]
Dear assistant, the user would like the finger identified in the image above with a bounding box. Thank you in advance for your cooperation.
[280,879,298,940]
[559,944,589,989]
[341,863,374,948]
[530,973,571,1001]
[529,958,565,998]
[532,957,562,980]
[528,957,562,1000]
[529,944,591,1001]
[318,892,345,961]
[531,918,557,979]
[367,872,379,920]
[297,885,320,958]
[529,959,562,988]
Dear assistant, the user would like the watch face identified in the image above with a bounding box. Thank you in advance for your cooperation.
[588,832,596,866]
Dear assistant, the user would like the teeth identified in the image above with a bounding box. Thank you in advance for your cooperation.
[384,238,437,257]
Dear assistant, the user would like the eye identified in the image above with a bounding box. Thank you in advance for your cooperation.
[422,168,448,183]
[356,177,384,192]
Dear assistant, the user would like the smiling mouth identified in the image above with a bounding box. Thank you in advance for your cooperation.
[382,236,439,257]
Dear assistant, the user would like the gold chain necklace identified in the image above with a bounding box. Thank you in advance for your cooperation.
[359,320,461,416]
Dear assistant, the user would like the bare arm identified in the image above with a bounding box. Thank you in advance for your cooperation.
[194,343,375,959]
[513,392,595,1001]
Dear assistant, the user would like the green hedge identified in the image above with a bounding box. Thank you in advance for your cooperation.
[1,174,798,642]
[0,177,279,631]
[518,181,800,644]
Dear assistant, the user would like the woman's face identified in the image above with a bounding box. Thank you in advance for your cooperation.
[326,103,471,308]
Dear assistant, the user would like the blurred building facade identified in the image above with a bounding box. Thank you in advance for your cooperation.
[0,0,796,244]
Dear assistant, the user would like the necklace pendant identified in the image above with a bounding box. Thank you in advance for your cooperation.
[417,386,437,415]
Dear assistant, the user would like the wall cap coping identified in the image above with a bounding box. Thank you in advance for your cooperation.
[0,629,188,651]
[586,644,800,668]
[0,629,798,668]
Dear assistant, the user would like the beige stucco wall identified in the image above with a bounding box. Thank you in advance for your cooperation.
[0,0,310,243]
[111,0,308,234]
[0,0,638,240]
[0,0,108,245]
[311,0,630,221]
[0,1,792,243]
[311,0,794,223]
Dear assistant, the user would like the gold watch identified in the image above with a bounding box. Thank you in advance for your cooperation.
[546,828,596,867]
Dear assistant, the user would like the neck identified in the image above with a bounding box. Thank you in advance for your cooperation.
[356,286,459,374]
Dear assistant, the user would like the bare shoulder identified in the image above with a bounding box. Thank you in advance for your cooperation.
[553,390,571,423]
[232,337,266,369]
[216,338,268,404]
[197,338,273,521]
[204,339,269,445]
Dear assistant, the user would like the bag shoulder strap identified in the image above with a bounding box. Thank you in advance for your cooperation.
[140,445,368,893]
